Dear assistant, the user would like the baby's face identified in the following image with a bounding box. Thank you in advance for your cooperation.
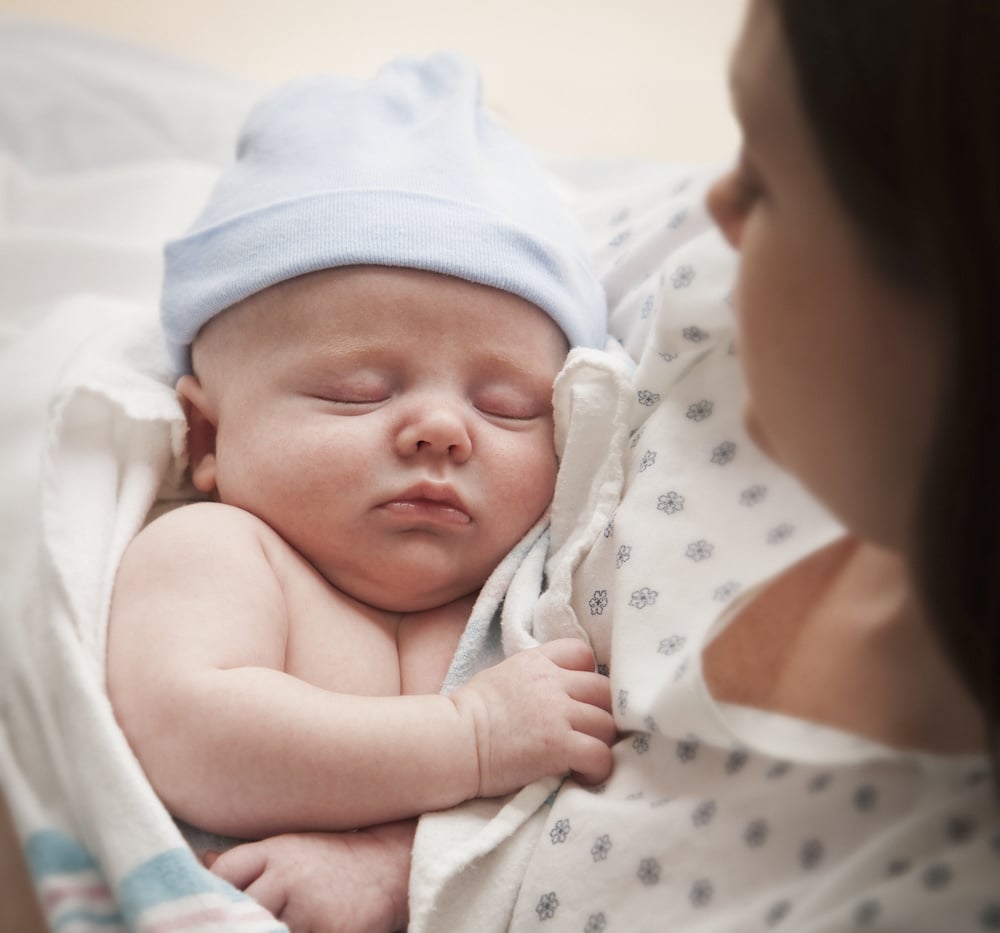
[188,265,569,612]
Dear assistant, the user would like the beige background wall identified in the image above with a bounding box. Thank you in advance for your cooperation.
[0,0,744,162]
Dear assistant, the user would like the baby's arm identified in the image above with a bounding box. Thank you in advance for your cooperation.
[107,502,614,839]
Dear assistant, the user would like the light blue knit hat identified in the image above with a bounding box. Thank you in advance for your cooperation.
[161,52,607,374]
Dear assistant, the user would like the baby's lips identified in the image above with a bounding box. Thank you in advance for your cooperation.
[381,497,472,526]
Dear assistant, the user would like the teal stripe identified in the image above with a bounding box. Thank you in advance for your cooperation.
[120,848,284,930]
[52,907,124,931]
[25,830,285,931]
[24,829,101,877]
[24,831,124,928]
[120,847,233,907]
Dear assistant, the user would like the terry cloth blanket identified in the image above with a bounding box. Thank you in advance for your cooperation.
[0,15,705,931]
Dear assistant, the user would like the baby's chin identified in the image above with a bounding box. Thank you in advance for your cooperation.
[341,571,483,616]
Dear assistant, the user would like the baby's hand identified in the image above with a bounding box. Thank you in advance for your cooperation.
[450,638,616,797]
[206,821,414,933]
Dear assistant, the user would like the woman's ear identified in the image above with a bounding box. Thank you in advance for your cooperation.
[176,374,219,494]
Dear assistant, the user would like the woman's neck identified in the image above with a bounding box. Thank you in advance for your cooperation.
[702,536,988,755]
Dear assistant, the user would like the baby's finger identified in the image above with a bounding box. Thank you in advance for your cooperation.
[569,699,618,747]
[208,844,267,891]
[202,849,221,869]
[242,873,289,922]
[565,731,614,786]
[562,670,613,713]
[536,638,597,673]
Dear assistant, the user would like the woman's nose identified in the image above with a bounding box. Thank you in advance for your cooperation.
[395,402,473,463]
[705,168,746,249]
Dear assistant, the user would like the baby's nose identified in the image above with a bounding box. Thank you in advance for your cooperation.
[395,404,473,462]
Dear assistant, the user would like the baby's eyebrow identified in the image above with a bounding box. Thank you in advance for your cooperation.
[289,340,558,388]
[289,338,396,372]
[473,350,560,383]
[311,334,389,357]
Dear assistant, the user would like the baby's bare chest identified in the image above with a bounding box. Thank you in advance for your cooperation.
[271,548,471,697]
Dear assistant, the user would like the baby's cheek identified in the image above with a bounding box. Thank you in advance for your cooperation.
[522,445,559,516]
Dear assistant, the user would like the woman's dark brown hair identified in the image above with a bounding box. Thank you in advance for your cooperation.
[774,0,1000,775]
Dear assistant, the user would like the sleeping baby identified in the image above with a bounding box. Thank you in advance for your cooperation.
[106,52,616,877]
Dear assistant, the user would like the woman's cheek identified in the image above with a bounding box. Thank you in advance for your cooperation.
[731,265,782,465]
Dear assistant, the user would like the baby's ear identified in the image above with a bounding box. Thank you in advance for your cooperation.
[176,375,219,494]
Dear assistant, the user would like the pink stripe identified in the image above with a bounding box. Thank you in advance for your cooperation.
[143,901,276,933]
[41,880,115,911]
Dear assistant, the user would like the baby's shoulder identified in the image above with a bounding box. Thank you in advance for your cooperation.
[138,500,270,544]
[120,501,283,578]
[111,503,298,627]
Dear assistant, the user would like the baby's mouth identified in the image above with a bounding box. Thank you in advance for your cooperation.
[382,498,472,525]
[381,483,472,525]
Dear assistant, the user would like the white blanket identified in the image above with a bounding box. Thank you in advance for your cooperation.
[0,18,291,930]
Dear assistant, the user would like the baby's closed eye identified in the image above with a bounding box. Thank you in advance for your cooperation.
[473,384,550,421]
[309,372,393,408]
